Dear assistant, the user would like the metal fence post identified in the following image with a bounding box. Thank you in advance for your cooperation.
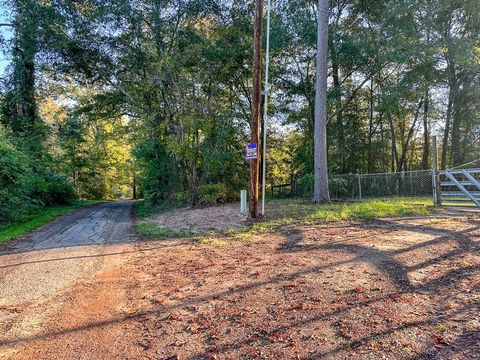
[410,172,413,196]
[358,174,362,200]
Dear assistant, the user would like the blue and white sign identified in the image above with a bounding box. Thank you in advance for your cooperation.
[245,143,258,161]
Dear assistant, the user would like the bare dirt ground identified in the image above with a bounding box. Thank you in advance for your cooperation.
[1,204,479,359]
[150,203,248,232]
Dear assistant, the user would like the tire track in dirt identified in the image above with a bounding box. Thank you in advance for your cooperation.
[0,201,138,359]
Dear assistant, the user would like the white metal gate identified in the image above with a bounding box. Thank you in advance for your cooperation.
[440,168,480,207]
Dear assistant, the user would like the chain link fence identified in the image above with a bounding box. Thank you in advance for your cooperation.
[271,170,434,201]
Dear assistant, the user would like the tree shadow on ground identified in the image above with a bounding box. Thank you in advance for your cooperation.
[1,216,479,359]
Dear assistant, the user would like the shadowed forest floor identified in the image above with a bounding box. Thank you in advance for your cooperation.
[2,208,479,359]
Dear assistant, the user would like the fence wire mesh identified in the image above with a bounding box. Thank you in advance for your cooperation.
[272,170,434,201]
[350,170,434,200]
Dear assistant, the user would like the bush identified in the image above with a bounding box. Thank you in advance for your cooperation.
[43,174,76,205]
[296,173,350,198]
[174,191,190,205]
[296,173,315,197]
[0,129,77,226]
[329,176,349,196]
[0,132,32,223]
[197,183,228,206]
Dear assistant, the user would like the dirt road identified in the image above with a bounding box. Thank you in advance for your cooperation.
[1,203,479,359]
[0,201,139,359]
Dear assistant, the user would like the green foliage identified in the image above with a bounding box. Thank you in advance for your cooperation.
[0,129,77,226]
[30,173,76,206]
[136,140,179,206]
[236,197,432,239]
[174,191,190,205]
[0,130,34,223]
[296,174,349,198]
[328,177,349,197]
[1,0,479,214]
[136,222,195,239]
[197,183,228,206]
[297,174,315,198]
[133,200,152,219]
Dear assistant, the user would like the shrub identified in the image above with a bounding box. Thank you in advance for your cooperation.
[296,173,350,198]
[0,130,77,226]
[329,176,349,196]
[0,132,33,224]
[297,173,314,197]
[0,131,30,188]
[44,174,76,205]
[174,191,190,205]
[197,183,228,206]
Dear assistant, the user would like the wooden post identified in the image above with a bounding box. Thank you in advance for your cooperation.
[358,174,362,200]
[432,136,442,206]
[249,0,263,219]
[132,173,137,200]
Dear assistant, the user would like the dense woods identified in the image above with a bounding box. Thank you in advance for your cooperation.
[0,0,479,220]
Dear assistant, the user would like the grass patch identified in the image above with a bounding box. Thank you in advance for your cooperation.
[136,222,195,239]
[134,199,189,219]
[236,197,432,239]
[308,198,431,222]
[0,200,102,245]
[134,200,198,240]
[134,200,153,219]
[133,197,433,242]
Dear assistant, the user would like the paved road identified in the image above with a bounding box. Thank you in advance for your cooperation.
[0,201,136,356]
[0,201,135,305]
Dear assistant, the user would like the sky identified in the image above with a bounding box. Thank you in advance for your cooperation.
[0,8,12,78]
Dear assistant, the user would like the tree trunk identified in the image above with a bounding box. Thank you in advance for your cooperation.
[132,173,137,200]
[332,51,345,172]
[441,65,457,170]
[397,100,423,172]
[313,0,330,204]
[367,77,374,173]
[386,112,399,172]
[8,1,42,156]
[191,129,199,206]
[450,76,465,167]
[421,89,430,169]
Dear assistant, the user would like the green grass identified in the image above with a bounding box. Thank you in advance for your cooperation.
[135,197,433,242]
[134,200,153,219]
[136,222,195,239]
[133,199,181,219]
[308,198,432,221]
[0,200,102,245]
[236,197,433,238]
[134,200,197,240]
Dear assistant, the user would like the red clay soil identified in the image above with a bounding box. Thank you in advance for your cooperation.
[3,216,480,359]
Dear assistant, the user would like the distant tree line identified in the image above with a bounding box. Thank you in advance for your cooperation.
[0,0,479,212]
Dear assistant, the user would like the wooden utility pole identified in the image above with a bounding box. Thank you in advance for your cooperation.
[249,0,263,218]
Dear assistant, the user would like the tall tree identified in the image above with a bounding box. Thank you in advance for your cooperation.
[1,0,43,156]
[313,0,330,204]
